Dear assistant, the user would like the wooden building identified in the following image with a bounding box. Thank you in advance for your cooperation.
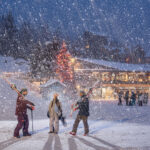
[40,79,67,100]
[73,58,150,101]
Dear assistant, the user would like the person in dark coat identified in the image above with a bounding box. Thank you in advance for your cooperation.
[143,93,148,104]
[118,91,123,105]
[70,91,89,136]
[124,91,129,106]
[129,91,136,106]
[14,88,35,138]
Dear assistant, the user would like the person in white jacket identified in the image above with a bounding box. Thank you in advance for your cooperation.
[48,93,62,134]
[138,93,143,106]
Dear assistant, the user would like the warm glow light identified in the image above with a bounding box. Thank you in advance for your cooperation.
[76,85,80,89]
[70,58,76,64]
[86,45,90,49]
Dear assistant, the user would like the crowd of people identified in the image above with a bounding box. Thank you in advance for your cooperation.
[118,90,149,106]
[11,83,149,138]
[12,83,89,138]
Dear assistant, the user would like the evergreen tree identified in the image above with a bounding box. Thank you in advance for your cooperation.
[30,41,59,78]
[0,12,17,56]
[56,41,74,83]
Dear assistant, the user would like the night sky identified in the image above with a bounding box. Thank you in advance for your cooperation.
[0,0,150,53]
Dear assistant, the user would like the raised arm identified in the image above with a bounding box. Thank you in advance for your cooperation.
[18,95,35,106]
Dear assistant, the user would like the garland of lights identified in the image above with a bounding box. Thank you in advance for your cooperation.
[56,42,74,82]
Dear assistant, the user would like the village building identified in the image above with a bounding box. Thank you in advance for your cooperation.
[40,79,67,100]
[73,58,150,101]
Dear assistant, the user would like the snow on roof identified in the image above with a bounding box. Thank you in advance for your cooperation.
[40,79,66,88]
[77,57,150,72]
[0,56,29,73]
[45,41,52,46]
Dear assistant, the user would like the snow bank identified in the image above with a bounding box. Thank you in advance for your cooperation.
[0,56,29,73]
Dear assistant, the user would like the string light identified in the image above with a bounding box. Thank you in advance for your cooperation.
[56,41,74,82]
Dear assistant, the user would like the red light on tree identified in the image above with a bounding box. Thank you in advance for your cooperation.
[56,41,74,83]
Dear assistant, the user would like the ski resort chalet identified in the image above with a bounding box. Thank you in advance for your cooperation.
[73,58,150,100]
[40,79,67,100]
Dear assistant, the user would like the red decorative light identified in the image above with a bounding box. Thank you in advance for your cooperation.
[56,41,74,82]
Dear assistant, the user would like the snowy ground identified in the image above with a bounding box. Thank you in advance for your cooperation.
[0,116,150,150]
[0,98,150,150]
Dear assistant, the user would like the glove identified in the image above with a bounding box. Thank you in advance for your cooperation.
[89,88,92,91]
[73,107,78,111]
[10,84,17,90]
[31,106,35,110]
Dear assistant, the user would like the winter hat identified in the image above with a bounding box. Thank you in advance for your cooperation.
[53,93,59,99]
[20,88,28,94]
[54,93,59,96]
[80,90,86,96]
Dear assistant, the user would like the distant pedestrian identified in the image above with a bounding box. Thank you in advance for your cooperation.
[129,91,136,106]
[118,91,123,105]
[124,91,129,106]
[143,93,148,104]
[138,93,143,106]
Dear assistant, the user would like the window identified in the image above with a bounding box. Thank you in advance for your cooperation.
[117,73,128,82]
[128,73,136,82]
[148,76,150,81]
[102,72,110,82]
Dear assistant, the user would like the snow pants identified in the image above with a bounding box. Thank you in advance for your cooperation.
[49,113,59,133]
[118,98,122,105]
[125,98,129,106]
[139,101,143,106]
[14,114,29,137]
[131,99,136,105]
[72,115,89,134]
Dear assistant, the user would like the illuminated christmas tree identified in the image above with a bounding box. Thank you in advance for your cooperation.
[56,41,74,83]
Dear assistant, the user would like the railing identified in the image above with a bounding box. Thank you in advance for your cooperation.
[100,80,150,85]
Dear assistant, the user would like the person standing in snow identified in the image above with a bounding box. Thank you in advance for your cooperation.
[70,91,89,136]
[14,88,35,138]
[124,91,129,106]
[49,93,62,134]
[143,93,148,104]
[138,93,143,106]
[118,91,123,105]
[130,91,136,106]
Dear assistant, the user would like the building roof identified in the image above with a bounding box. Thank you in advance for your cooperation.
[40,79,66,88]
[77,58,150,72]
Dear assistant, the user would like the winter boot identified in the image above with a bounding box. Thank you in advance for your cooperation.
[83,133,89,136]
[48,131,54,134]
[23,133,31,136]
[69,131,76,136]
[14,135,20,139]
